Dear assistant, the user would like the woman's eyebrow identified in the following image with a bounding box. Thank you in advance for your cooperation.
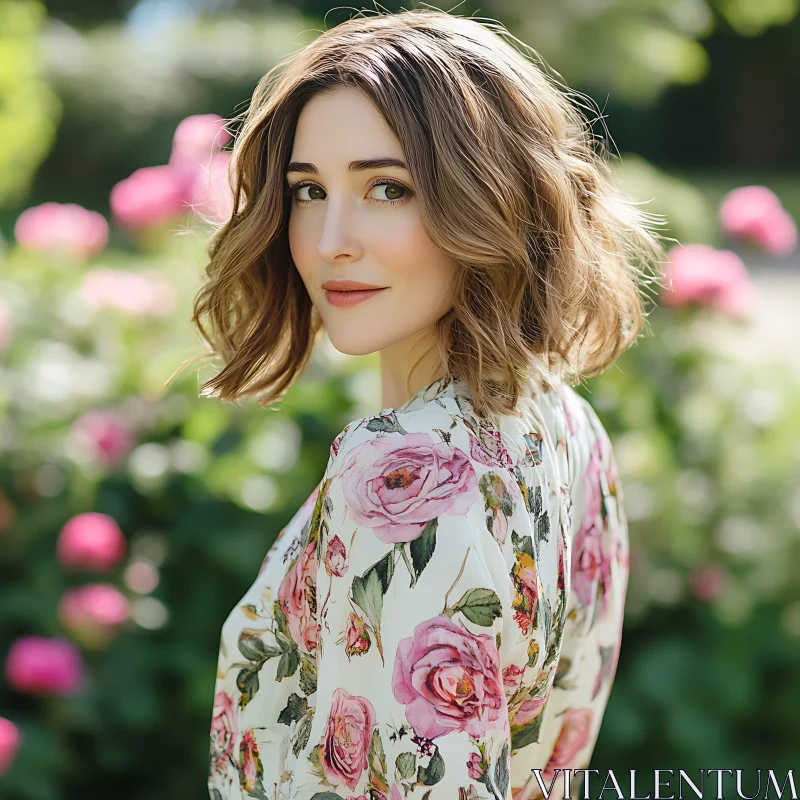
[285,157,408,175]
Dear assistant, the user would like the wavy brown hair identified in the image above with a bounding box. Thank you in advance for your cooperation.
[175,7,668,420]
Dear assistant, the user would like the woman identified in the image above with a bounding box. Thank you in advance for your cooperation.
[198,8,665,800]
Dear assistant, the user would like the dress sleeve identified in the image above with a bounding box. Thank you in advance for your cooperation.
[299,414,515,799]
[512,388,629,800]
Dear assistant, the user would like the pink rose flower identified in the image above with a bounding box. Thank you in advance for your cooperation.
[0,717,21,776]
[237,729,264,794]
[571,439,613,616]
[720,185,797,256]
[502,663,524,689]
[345,613,371,657]
[392,614,505,740]
[70,409,135,465]
[469,424,515,471]
[169,113,231,169]
[0,297,11,352]
[58,583,130,647]
[5,635,85,696]
[320,687,376,790]
[80,268,175,316]
[324,534,349,577]
[529,708,593,797]
[339,433,478,544]
[110,164,196,229]
[14,202,108,259]
[57,512,127,572]
[660,244,754,318]
[690,563,727,601]
[209,691,237,773]
[467,751,485,779]
[188,150,234,225]
[277,539,318,653]
[513,684,552,727]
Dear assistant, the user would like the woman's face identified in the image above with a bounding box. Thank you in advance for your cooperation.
[286,86,456,357]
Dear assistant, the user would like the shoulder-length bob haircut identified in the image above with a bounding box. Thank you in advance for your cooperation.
[182,8,667,420]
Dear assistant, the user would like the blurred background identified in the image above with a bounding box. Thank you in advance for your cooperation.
[1,0,799,797]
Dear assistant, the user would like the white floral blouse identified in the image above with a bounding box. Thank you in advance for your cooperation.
[208,373,629,800]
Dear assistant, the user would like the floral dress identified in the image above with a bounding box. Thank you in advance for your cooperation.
[208,373,628,800]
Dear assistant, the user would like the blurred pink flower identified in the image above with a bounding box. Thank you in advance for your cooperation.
[57,512,127,572]
[661,244,754,317]
[720,186,797,256]
[0,297,11,352]
[110,164,196,229]
[0,717,20,776]
[58,584,130,647]
[80,267,175,316]
[70,409,135,465]
[14,202,108,259]
[188,150,234,224]
[169,113,231,170]
[5,636,85,696]
[690,564,727,601]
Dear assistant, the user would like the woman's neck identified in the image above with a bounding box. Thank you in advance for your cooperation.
[379,328,445,410]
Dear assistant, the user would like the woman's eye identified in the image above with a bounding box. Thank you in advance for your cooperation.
[287,179,412,206]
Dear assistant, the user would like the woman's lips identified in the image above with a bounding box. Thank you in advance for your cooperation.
[323,287,388,307]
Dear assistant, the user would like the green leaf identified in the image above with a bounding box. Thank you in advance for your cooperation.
[277,692,308,726]
[396,750,416,780]
[293,710,315,757]
[237,632,282,662]
[494,740,510,798]
[366,412,407,433]
[299,653,318,696]
[276,647,300,680]
[309,794,346,800]
[417,745,445,785]
[352,551,394,628]
[368,728,388,789]
[409,518,438,581]
[452,587,503,627]
[511,713,544,749]
[236,663,261,709]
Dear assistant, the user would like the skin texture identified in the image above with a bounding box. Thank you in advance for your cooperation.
[286,86,457,410]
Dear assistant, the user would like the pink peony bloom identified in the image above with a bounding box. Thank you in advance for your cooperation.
[392,614,505,740]
[319,687,376,790]
[110,164,196,229]
[169,113,231,170]
[187,150,235,225]
[690,563,728,601]
[0,717,20,776]
[339,433,478,544]
[209,691,237,775]
[660,244,754,318]
[80,268,175,316]
[277,539,318,653]
[720,185,797,256]
[530,708,593,797]
[237,729,264,794]
[14,202,108,259]
[571,439,613,616]
[0,297,11,352]
[57,512,127,572]
[5,635,85,696]
[58,584,130,647]
[71,409,135,465]
[324,534,349,577]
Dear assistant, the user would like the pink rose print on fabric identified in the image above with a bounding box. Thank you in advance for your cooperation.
[320,687,376,790]
[209,691,237,773]
[339,432,478,544]
[571,438,613,617]
[392,614,505,740]
[468,423,515,471]
[238,729,265,795]
[513,683,552,727]
[325,534,349,577]
[532,708,593,794]
[277,539,318,653]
